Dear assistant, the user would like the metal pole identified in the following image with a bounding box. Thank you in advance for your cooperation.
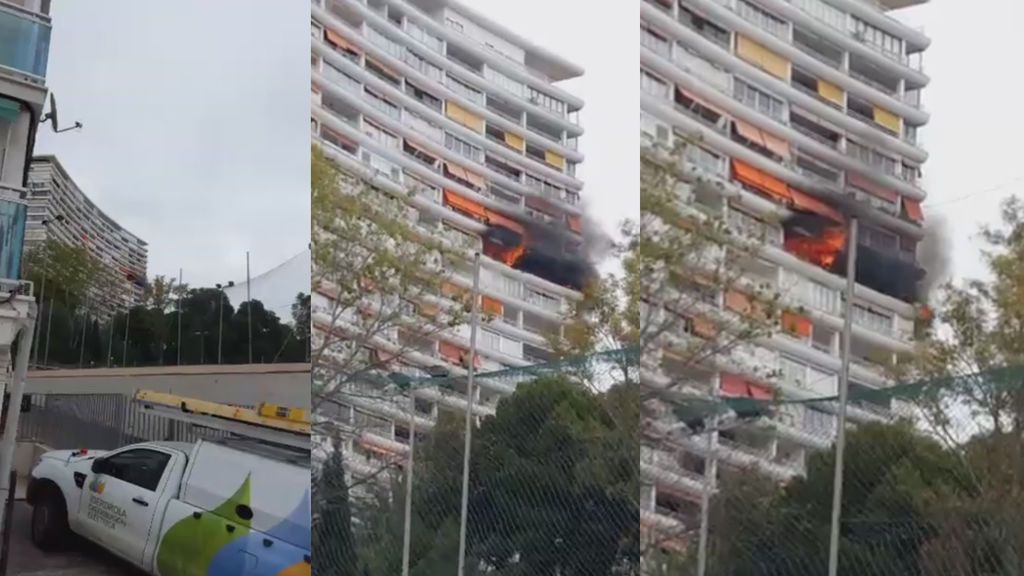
[78,306,88,368]
[30,275,44,367]
[0,320,36,531]
[42,292,53,367]
[177,268,183,366]
[827,217,859,576]
[401,399,417,576]
[121,305,131,368]
[106,318,114,368]
[456,253,481,576]
[199,333,206,365]
[697,385,721,576]
[246,252,252,364]
[218,290,224,364]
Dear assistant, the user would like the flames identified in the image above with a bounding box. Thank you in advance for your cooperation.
[784,226,846,270]
[483,237,527,267]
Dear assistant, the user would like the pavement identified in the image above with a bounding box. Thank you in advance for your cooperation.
[7,502,140,576]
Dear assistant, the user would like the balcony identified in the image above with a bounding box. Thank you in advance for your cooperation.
[0,4,50,80]
[674,48,731,94]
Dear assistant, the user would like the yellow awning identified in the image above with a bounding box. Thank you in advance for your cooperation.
[544,150,566,170]
[736,35,790,80]
[817,79,844,106]
[445,101,484,133]
[504,131,525,151]
[873,106,902,134]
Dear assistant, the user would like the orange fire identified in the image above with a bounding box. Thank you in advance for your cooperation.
[784,227,846,269]
[484,243,527,267]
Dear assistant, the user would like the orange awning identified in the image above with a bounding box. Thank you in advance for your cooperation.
[481,296,503,316]
[782,311,813,338]
[788,187,843,223]
[463,169,486,190]
[484,209,525,235]
[904,199,924,223]
[325,29,360,54]
[747,383,773,400]
[734,120,790,160]
[732,160,790,202]
[847,172,898,203]
[405,139,437,162]
[443,190,487,220]
[525,195,558,216]
[678,88,725,116]
[438,341,463,363]
[720,373,747,397]
[444,161,469,181]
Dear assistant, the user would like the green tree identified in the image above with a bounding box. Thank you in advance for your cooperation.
[311,146,468,412]
[313,439,360,576]
[351,376,639,576]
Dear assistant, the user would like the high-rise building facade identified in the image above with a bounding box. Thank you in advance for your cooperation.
[310,0,586,480]
[26,155,149,310]
[639,0,930,550]
[0,0,52,281]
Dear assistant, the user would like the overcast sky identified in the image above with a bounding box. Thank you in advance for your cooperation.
[894,2,1017,286]
[35,0,310,316]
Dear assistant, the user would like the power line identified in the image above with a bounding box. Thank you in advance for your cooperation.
[927,175,1024,211]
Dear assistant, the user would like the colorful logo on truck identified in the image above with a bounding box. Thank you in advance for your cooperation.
[156,475,311,576]
[88,477,105,495]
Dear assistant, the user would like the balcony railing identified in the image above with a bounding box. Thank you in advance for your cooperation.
[674,48,731,94]
[0,4,50,80]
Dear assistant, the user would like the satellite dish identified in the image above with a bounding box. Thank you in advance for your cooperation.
[40,92,81,133]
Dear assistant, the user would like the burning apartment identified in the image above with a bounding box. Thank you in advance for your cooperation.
[310,0,587,482]
[640,0,931,550]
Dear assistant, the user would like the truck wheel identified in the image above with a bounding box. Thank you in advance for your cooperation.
[30,488,68,550]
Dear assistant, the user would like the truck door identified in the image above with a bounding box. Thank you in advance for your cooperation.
[77,447,175,567]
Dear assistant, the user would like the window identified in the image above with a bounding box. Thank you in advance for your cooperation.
[99,449,171,491]
[405,82,443,112]
[804,408,837,436]
[406,20,443,53]
[365,27,403,59]
[846,140,898,175]
[404,49,443,81]
[363,121,399,150]
[641,69,671,100]
[364,88,401,120]
[641,25,671,58]
[737,0,788,39]
[528,87,567,117]
[790,0,846,31]
[852,17,904,61]
[446,75,484,105]
[733,78,785,121]
[485,67,525,98]
[479,328,502,351]
[445,132,483,163]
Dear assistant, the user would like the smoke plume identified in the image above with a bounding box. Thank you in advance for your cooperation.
[916,211,953,301]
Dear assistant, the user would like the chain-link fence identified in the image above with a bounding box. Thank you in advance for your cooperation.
[641,365,1024,576]
[313,348,640,576]
[18,393,232,450]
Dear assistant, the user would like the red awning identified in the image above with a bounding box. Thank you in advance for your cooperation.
[847,172,899,203]
[720,373,747,397]
[904,199,924,222]
[788,187,843,223]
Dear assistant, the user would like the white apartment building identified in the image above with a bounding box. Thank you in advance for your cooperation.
[0,0,52,281]
[310,0,586,482]
[25,155,149,310]
[639,0,930,549]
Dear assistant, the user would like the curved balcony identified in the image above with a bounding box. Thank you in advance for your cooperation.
[641,2,927,164]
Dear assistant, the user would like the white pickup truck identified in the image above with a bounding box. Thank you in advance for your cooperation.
[26,438,311,576]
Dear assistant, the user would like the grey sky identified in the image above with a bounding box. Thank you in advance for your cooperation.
[35,0,310,316]
[465,0,640,274]
[896,2,1016,285]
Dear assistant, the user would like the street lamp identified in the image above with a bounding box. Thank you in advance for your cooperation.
[215,281,235,364]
